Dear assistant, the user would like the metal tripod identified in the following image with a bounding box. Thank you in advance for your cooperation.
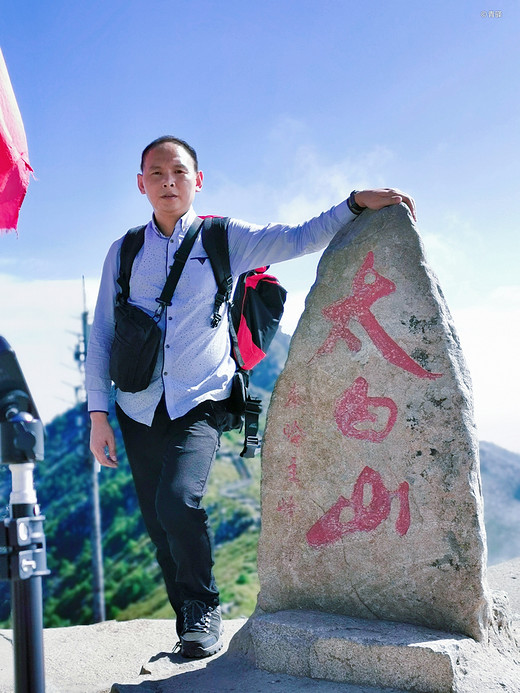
[0,337,48,693]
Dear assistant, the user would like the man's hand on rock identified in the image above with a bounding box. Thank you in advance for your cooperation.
[355,188,417,222]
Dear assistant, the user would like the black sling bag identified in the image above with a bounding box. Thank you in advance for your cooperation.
[109,217,203,393]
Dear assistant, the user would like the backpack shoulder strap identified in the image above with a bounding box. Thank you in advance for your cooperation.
[201,217,234,328]
[202,217,265,458]
[117,225,147,301]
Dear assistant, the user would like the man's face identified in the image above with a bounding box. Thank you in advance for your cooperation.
[137,142,203,223]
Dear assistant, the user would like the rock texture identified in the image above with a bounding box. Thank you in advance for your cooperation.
[256,205,491,640]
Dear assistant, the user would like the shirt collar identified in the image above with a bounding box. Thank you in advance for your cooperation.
[151,207,198,239]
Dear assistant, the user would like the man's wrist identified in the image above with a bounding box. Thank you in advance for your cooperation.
[90,411,109,421]
[347,190,365,215]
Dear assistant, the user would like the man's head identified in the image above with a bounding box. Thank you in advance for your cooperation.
[137,136,203,234]
[140,136,199,173]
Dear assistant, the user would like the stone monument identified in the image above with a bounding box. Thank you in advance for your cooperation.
[231,204,519,692]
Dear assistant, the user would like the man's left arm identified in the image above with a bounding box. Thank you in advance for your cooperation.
[228,188,416,275]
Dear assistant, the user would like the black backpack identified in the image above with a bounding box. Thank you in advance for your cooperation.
[117,217,287,457]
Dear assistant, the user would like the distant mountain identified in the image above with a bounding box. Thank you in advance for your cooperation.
[479,441,520,565]
[0,332,518,627]
[249,330,291,395]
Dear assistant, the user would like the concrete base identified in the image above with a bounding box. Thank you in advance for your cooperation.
[230,609,520,693]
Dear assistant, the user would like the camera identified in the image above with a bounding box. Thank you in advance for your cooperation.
[0,336,44,465]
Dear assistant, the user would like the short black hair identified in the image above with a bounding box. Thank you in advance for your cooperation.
[140,136,199,172]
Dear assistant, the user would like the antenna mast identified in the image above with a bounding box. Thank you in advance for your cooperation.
[75,277,106,623]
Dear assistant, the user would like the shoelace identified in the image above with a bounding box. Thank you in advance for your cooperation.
[181,599,212,634]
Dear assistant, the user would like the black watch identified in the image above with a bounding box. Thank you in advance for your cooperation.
[347,190,365,215]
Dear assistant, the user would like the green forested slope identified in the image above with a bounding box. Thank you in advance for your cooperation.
[0,330,290,628]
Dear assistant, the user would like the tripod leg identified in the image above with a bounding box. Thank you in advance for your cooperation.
[11,576,45,693]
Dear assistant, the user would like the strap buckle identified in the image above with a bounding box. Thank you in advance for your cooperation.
[210,277,234,328]
[240,435,260,459]
[240,395,262,457]
[153,298,169,321]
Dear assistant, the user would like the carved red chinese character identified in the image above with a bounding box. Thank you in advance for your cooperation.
[335,377,398,443]
[283,420,305,447]
[306,466,410,547]
[288,457,301,485]
[285,383,305,408]
[317,251,442,380]
[277,497,296,517]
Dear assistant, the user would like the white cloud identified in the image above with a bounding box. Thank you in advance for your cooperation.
[0,273,99,423]
[280,290,308,335]
[451,286,520,453]
[273,144,394,224]
[201,122,394,226]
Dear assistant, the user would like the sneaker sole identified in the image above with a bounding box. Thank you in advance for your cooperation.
[180,637,223,659]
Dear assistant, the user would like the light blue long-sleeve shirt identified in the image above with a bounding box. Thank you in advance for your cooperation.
[86,201,354,425]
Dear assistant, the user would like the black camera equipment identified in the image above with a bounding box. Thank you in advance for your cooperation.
[0,336,48,693]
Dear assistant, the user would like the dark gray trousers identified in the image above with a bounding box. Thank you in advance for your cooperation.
[116,397,229,632]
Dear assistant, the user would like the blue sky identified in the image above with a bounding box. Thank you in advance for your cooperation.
[1,1,519,452]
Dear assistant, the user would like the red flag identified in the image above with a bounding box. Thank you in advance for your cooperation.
[0,48,33,234]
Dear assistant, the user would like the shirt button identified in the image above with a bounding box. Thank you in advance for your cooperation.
[165,344,170,348]
[163,371,168,376]
[168,316,173,321]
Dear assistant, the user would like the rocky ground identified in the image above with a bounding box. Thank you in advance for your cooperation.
[0,557,518,693]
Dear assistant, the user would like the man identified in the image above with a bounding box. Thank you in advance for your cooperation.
[86,135,416,658]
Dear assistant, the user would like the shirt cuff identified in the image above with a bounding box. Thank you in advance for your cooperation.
[336,198,358,224]
[87,391,110,414]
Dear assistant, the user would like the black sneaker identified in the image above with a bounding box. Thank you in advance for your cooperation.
[179,599,223,659]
